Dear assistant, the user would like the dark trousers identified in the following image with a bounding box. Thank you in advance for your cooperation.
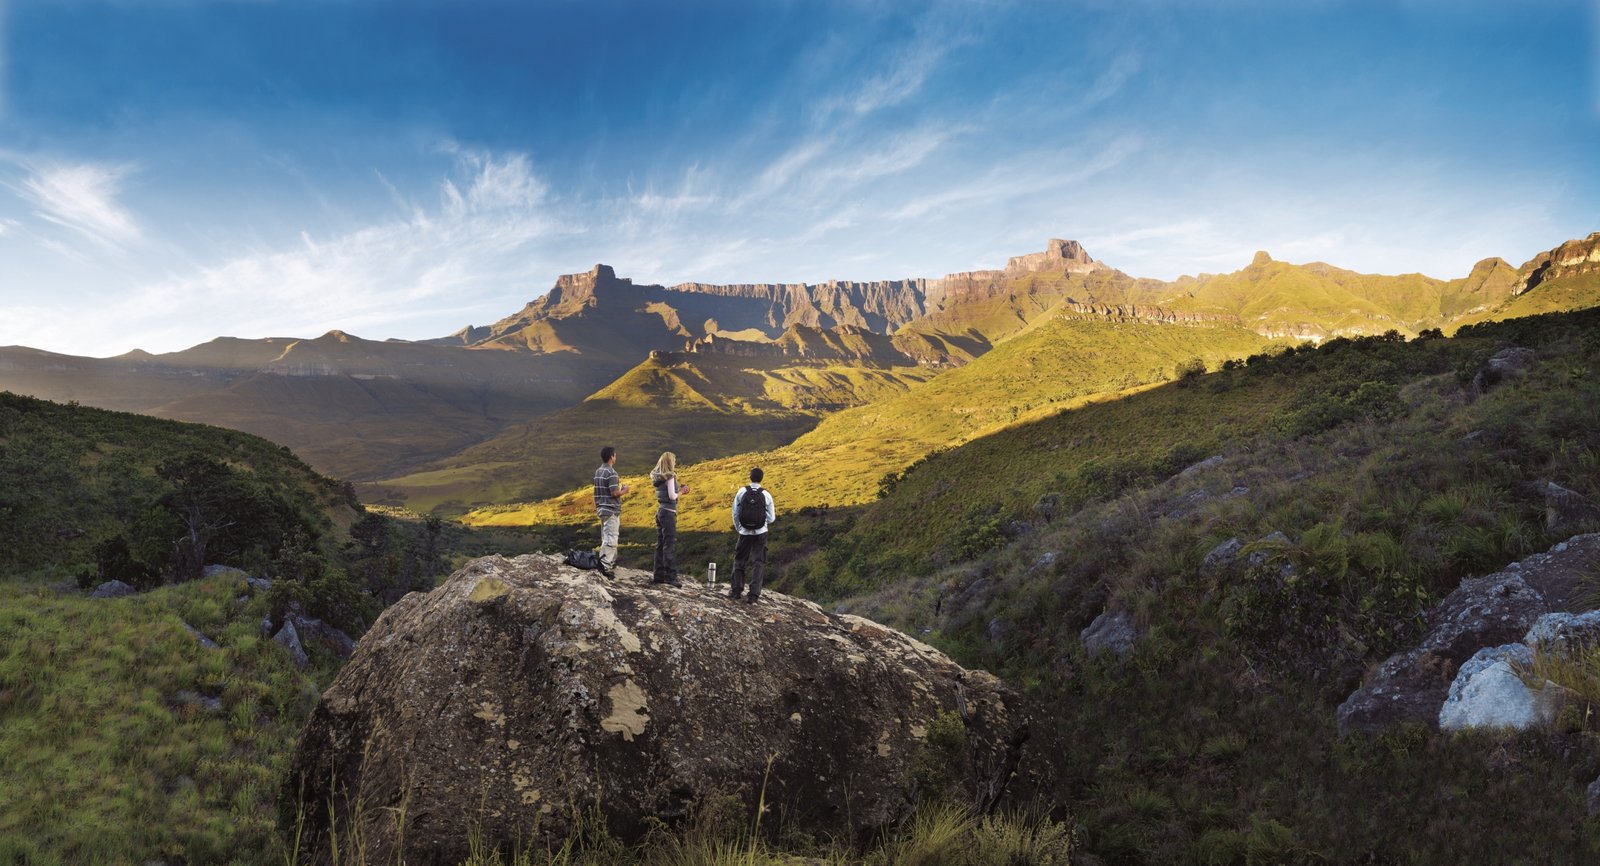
[653,509,678,581]
[730,532,767,599]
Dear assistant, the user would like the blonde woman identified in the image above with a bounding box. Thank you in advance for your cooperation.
[649,452,690,587]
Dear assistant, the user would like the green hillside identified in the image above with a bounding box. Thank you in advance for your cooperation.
[465,310,1282,536]
[1156,253,1519,336]
[824,307,1600,862]
[0,574,324,864]
[0,390,358,583]
[369,352,933,513]
[0,394,548,865]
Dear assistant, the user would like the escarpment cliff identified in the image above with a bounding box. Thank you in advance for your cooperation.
[286,555,1034,864]
[1516,232,1600,296]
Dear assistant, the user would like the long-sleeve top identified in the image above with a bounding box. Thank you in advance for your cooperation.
[654,476,679,512]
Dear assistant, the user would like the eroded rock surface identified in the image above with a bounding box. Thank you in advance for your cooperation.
[1337,534,1600,734]
[286,555,1031,864]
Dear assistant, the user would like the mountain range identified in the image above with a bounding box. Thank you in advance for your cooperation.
[3,232,1596,509]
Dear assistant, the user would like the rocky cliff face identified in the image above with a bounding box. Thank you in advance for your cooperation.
[1054,302,1240,327]
[1516,232,1600,295]
[1004,238,1104,276]
[286,555,1033,864]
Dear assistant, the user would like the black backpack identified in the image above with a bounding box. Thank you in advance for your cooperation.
[736,485,768,530]
[563,549,602,570]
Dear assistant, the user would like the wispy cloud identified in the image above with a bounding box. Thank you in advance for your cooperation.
[101,150,568,351]
[889,134,1143,220]
[841,39,945,116]
[15,161,142,249]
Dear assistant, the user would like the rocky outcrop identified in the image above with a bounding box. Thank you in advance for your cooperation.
[1081,610,1138,658]
[1055,302,1240,327]
[1337,534,1600,734]
[1515,231,1600,295]
[286,555,1033,864]
[1528,480,1600,534]
[1469,346,1536,396]
[90,579,137,599]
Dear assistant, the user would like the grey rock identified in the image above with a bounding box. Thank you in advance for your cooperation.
[1224,486,1250,498]
[1524,610,1600,654]
[90,580,137,599]
[1165,489,1209,518]
[1180,455,1225,477]
[1531,480,1600,534]
[287,554,1033,859]
[259,615,275,638]
[1338,534,1600,734]
[1471,346,1536,395]
[1438,644,1560,731]
[1417,571,1548,661]
[1201,538,1242,573]
[202,564,248,581]
[1246,531,1291,568]
[1587,777,1600,817]
[288,613,358,660]
[986,617,1012,646]
[1034,552,1057,569]
[246,576,275,593]
[181,623,220,650]
[1081,609,1138,659]
[273,621,310,669]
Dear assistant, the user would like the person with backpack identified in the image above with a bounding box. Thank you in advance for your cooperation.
[592,445,628,578]
[728,467,775,603]
[649,451,690,587]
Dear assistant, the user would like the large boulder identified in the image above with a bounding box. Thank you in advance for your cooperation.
[1338,534,1600,734]
[286,555,1033,864]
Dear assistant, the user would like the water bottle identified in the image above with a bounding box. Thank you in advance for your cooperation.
[707,562,717,588]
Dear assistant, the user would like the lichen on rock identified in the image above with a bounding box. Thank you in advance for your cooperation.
[286,554,1032,864]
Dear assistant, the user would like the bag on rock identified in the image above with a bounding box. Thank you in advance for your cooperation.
[563,549,602,570]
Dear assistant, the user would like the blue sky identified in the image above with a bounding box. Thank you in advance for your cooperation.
[0,0,1595,356]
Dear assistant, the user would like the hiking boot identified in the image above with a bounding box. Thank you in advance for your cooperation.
[652,577,682,587]
[743,595,759,604]
[727,591,743,600]
[598,566,616,580]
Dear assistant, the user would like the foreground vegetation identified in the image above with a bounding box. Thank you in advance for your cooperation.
[831,308,1600,863]
[0,573,324,864]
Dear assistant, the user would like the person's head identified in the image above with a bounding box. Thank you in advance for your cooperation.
[750,467,764,484]
[600,445,616,465]
[651,452,677,480]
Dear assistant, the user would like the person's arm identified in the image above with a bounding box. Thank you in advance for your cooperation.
[666,477,678,501]
[765,490,775,525]
[731,488,742,529]
[609,468,626,498]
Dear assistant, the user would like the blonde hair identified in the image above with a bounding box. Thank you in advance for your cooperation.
[649,452,677,484]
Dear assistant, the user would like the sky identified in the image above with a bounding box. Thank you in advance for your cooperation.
[0,0,1595,357]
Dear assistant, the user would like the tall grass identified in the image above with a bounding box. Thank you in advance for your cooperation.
[0,573,327,865]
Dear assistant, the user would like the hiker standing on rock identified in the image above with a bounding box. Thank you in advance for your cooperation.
[649,452,689,587]
[593,446,627,578]
[728,467,775,604]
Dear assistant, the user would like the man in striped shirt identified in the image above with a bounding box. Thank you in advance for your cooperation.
[593,445,628,577]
